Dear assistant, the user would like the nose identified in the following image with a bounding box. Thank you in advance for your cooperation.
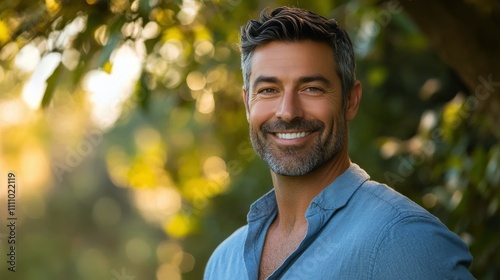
[275,89,304,122]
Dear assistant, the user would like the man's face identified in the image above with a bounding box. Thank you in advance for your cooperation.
[244,40,348,176]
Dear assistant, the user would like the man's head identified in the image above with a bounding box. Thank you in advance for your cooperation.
[240,7,361,177]
[240,7,356,108]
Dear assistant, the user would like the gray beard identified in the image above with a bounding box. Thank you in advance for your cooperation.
[249,117,345,176]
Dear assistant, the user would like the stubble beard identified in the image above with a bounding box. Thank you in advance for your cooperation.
[249,117,346,176]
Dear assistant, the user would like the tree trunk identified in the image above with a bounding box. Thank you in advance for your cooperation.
[398,0,500,131]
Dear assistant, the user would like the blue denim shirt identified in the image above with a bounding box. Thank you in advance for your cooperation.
[204,164,474,279]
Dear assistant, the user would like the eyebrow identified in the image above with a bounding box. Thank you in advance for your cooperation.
[295,74,332,87]
[251,74,332,91]
[251,76,279,91]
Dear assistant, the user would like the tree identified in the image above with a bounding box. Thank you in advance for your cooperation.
[397,1,500,278]
[399,0,500,133]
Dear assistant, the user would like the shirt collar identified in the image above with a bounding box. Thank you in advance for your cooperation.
[306,163,370,216]
[247,189,277,222]
[247,163,370,222]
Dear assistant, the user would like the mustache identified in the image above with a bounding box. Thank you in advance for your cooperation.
[261,119,324,132]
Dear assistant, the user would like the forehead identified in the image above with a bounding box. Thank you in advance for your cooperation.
[249,40,337,82]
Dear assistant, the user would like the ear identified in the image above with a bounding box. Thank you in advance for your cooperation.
[345,80,362,121]
[242,86,250,121]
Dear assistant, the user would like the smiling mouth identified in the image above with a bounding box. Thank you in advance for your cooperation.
[275,131,311,140]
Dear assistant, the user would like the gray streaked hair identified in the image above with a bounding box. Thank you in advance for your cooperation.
[240,7,356,108]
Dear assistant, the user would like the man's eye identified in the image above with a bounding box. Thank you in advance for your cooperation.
[258,88,278,94]
[303,87,322,93]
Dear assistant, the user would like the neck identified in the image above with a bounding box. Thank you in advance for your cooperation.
[270,147,351,234]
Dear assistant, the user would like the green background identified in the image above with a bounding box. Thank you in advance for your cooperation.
[0,0,498,279]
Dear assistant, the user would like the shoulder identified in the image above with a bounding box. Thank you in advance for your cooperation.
[204,225,248,280]
[343,180,437,236]
[356,180,429,217]
[355,181,474,279]
[370,213,474,279]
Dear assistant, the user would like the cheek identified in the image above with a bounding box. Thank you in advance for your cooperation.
[303,100,336,119]
[303,101,343,131]
[249,100,277,126]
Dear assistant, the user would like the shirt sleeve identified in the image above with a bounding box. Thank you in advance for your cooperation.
[370,214,475,280]
[203,226,248,280]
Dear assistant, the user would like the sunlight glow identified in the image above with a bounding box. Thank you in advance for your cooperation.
[176,252,195,273]
[380,138,401,158]
[22,52,61,109]
[157,263,181,280]
[451,190,463,209]
[194,40,214,59]
[57,15,87,49]
[62,48,80,70]
[203,156,228,181]
[177,0,201,25]
[196,89,215,114]
[142,21,160,39]
[164,213,191,238]
[156,241,182,263]
[132,187,182,224]
[45,0,61,15]
[0,20,10,44]
[419,110,438,133]
[84,43,142,129]
[422,193,437,208]
[19,143,52,191]
[160,40,183,61]
[186,71,206,91]
[0,99,29,127]
[94,25,109,46]
[15,43,40,72]
[134,126,162,152]
[419,78,442,100]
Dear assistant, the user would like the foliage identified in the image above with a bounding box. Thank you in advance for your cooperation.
[0,0,498,279]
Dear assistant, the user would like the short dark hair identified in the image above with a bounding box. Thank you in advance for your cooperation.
[240,7,356,107]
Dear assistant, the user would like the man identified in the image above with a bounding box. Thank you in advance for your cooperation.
[204,6,474,280]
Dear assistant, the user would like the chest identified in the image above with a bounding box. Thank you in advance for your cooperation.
[258,227,306,280]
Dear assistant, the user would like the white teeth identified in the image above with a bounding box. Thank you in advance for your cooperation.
[276,132,309,140]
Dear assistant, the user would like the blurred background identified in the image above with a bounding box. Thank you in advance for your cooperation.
[0,0,499,279]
